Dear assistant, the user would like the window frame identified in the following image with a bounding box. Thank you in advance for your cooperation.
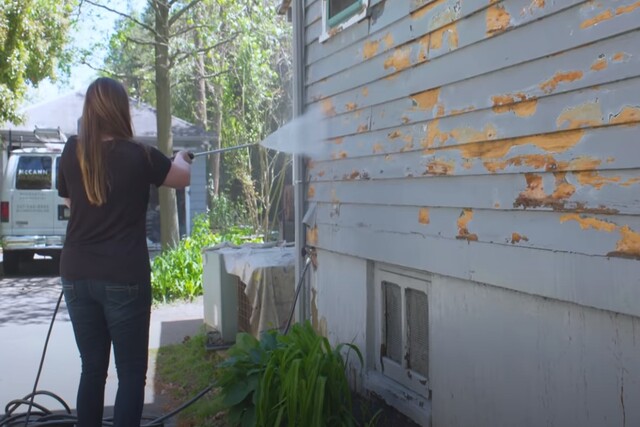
[320,0,369,42]
[15,155,53,190]
[373,265,430,396]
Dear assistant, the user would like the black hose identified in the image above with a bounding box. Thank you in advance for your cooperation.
[283,253,312,335]
[0,290,216,427]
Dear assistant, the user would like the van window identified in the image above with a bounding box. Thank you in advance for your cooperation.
[16,156,53,190]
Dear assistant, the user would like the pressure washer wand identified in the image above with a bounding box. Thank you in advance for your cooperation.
[189,142,257,158]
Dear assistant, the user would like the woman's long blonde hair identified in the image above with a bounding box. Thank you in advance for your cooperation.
[78,77,134,206]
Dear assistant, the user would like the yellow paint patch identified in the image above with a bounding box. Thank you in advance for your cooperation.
[345,102,357,111]
[357,124,369,133]
[362,87,369,97]
[616,1,640,15]
[590,58,608,71]
[388,130,403,139]
[494,202,501,208]
[418,34,430,62]
[612,52,627,62]
[613,226,640,259]
[560,213,617,232]
[372,143,384,154]
[383,33,395,48]
[430,23,459,51]
[450,124,498,144]
[425,159,455,175]
[436,103,446,118]
[434,129,585,161]
[484,154,558,173]
[493,98,538,117]
[621,177,640,187]
[574,171,620,189]
[451,106,476,115]
[384,47,412,72]
[363,40,380,60]
[580,9,614,29]
[418,208,430,224]
[556,102,603,129]
[306,225,318,245]
[552,173,576,200]
[321,99,337,117]
[307,186,316,198]
[317,170,325,177]
[457,209,478,241]
[411,88,441,111]
[411,0,446,19]
[609,106,640,125]
[332,137,344,145]
[486,5,511,35]
[539,71,584,94]
[422,119,449,148]
[511,233,529,244]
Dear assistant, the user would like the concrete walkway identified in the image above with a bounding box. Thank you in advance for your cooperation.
[0,271,205,426]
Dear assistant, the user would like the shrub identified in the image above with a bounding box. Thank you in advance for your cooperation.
[151,215,261,303]
[215,321,362,427]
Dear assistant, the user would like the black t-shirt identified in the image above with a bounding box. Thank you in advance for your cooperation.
[57,136,171,285]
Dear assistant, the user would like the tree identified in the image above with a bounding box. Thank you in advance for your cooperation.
[0,0,76,123]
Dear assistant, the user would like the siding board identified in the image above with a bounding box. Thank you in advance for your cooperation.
[307,171,640,214]
[307,2,640,110]
[311,203,640,257]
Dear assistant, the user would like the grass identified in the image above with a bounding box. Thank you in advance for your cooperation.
[153,329,228,426]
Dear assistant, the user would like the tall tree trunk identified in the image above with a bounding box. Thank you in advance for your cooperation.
[155,0,179,249]
[193,25,211,207]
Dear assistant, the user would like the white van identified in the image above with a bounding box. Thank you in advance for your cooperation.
[0,144,68,275]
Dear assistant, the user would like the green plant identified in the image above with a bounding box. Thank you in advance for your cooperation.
[151,214,262,303]
[215,322,363,427]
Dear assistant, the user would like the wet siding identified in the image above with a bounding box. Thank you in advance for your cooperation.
[302,0,640,315]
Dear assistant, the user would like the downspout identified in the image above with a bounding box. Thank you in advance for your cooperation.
[292,0,308,323]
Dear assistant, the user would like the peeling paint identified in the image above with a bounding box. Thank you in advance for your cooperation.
[612,52,628,62]
[574,171,621,189]
[383,32,394,48]
[609,106,640,124]
[373,143,384,153]
[556,102,603,129]
[357,123,369,133]
[435,129,585,161]
[425,159,455,175]
[612,226,640,259]
[422,119,450,148]
[411,88,441,111]
[307,186,315,198]
[514,172,579,209]
[511,233,529,244]
[388,130,403,139]
[384,47,412,72]
[450,124,498,144]
[411,0,446,19]
[551,173,577,200]
[418,208,430,225]
[307,225,318,245]
[590,58,608,71]
[321,99,337,117]
[451,106,476,115]
[430,23,459,51]
[457,209,478,241]
[539,71,583,94]
[560,213,617,232]
[418,34,430,62]
[580,1,640,29]
[363,40,380,60]
[345,102,358,111]
[362,87,369,97]
[332,137,344,145]
[484,154,558,173]
[492,96,538,117]
[486,5,511,36]
[348,170,360,180]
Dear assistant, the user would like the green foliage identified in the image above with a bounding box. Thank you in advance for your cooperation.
[151,214,261,303]
[208,193,250,232]
[0,0,76,123]
[216,322,364,427]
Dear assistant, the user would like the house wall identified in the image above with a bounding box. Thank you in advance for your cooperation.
[298,0,640,425]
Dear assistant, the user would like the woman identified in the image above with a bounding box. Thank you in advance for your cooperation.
[57,77,192,426]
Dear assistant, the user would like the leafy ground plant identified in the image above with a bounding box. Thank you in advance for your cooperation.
[151,215,261,303]
[216,321,362,427]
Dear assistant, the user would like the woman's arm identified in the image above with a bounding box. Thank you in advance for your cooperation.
[162,150,192,189]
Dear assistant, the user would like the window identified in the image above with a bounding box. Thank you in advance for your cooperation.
[374,266,430,396]
[16,156,52,190]
[321,0,368,42]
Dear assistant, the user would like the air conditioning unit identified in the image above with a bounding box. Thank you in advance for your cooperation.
[202,247,239,348]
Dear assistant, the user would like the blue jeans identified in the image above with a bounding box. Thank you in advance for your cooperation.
[62,278,151,427]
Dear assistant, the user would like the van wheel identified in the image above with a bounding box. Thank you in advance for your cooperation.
[3,251,19,276]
